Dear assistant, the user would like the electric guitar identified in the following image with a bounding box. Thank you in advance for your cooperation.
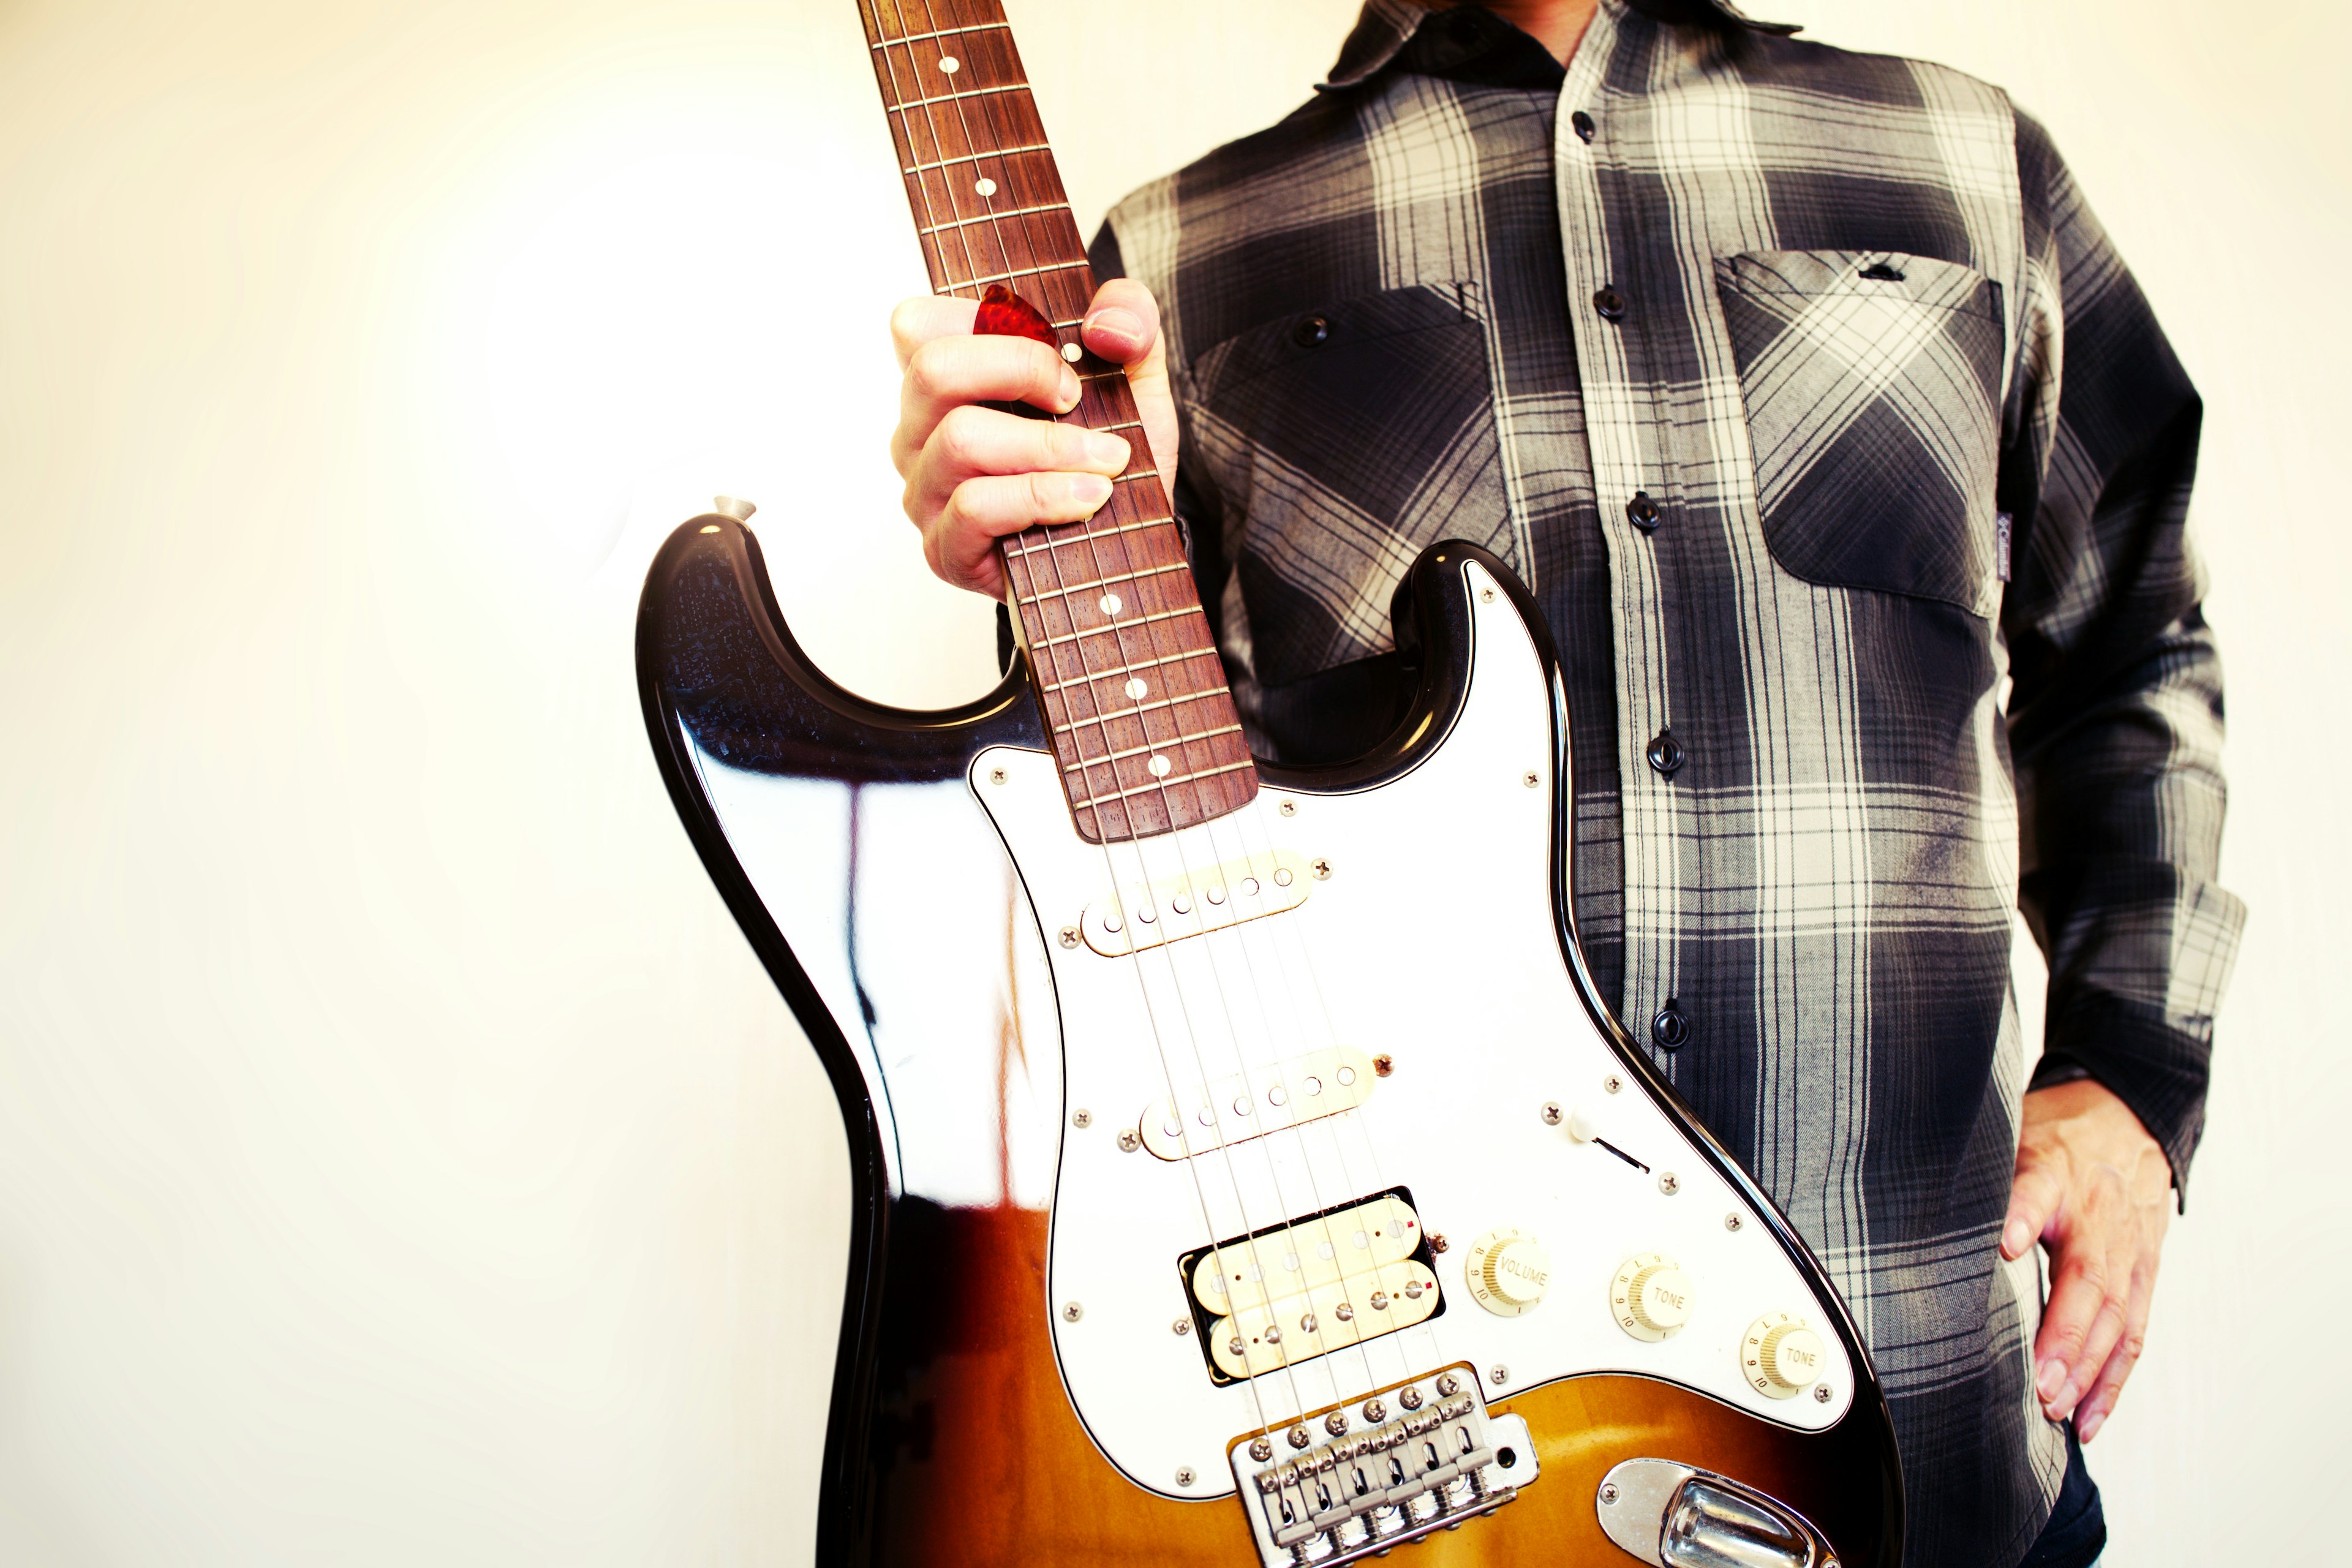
[634,2,1904,1563]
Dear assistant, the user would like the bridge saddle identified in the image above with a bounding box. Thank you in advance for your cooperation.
[1227,1365,1538,1567]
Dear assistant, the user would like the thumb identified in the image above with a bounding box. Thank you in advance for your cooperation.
[2003,1152,2067,1261]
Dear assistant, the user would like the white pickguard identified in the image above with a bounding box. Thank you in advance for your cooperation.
[971,562,1853,1501]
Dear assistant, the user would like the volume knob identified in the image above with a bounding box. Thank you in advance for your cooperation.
[1464,1229,1551,1316]
[1742,1311,1827,1398]
[1610,1253,1693,1341]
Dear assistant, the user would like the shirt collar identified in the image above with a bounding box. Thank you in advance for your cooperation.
[1318,0,1798,92]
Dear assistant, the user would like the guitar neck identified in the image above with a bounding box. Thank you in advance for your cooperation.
[854,0,1257,845]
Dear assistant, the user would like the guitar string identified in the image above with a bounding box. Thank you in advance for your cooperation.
[933,11,1418,1434]
[880,0,1315,1453]
[931,0,1387,1447]
[917,0,1443,1436]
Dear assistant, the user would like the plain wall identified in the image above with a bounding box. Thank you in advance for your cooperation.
[0,1,2340,1561]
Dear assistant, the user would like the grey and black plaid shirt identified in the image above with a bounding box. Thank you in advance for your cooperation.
[1090,0,2245,1560]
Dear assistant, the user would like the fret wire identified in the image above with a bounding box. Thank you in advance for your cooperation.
[902,143,1051,175]
[1028,603,1199,650]
[1063,724,1245,767]
[1033,643,1220,694]
[1076,757,1256,804]
[884,81,1032,112]
[919,199,1068,235]
[1011,514,1177,552]
[903,0,1022,333]
[870,20,1008,48]
[934,258,1088,293]
[1049,688,1230,734]
[1020,556,1189,599]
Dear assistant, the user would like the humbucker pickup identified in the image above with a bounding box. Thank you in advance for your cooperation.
[1080,848,1312,956]
[1228,1365,1538,1568]
[1139,1046,1378,1161]
[1180,1191,1442,1382]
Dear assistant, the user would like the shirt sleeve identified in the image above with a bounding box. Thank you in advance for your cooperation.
[1999,111,2247,1202]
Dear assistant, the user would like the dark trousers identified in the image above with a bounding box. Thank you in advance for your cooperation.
[2016,1423,2106,1568]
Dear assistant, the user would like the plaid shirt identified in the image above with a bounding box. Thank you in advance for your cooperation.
[1090,1,2245,1561]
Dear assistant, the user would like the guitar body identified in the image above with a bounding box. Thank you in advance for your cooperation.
[636,520,1904,1566]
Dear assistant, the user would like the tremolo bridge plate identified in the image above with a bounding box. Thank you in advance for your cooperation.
[1228,1365,1537,1567]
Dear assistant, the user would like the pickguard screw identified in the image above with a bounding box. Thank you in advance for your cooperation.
[1251,1437,1275,1462]
[1058,925,1080,949]
[1362,1398,1387,1423]
[988,767,1008,785]
[1071,1108,1092,1128]
[1725,1213,1744,1232]
[1172,1317,1191,1336]
[1400,1385,1425,1410]
[1426,1232,1449,1254]
[1658,1172,1680,1196]
[1175,1466,1196,1488]
[1289,1425,1312,1449]
[1278,799,1297,817]
[1310,858,1333,880]
[1480,587,1497,604]
[1334,1302,1355,1321]
[1436,1373,1461,1397]
[1489,1363,1510,1386]
[1373,1054,1394,1077]
[1325,1411,1349,1436]
[1118,1129,1142,1153]
[1541,1101,1563,1125]
[1604,1074,1624,1095]
[1062,1301,1083,1322]
[1600,1482,1621,1505]
[1523,770,1540,789]
[1815,1384,1833,1404]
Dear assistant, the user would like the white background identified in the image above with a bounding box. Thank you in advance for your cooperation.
[0,0,2341,1561]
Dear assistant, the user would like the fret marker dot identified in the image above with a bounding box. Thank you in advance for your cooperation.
[1148,754,1172,777]
[974,176,997,197]
[1124,677,1148,699]
[938,55,960,73]
[1061,342,1083,363]
[1099,592,1122,617]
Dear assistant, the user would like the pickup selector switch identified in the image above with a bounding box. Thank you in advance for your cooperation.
[1742,1311,1826,1398]
[1464,1228,1551,1316]
[1610,1253,1693,1341]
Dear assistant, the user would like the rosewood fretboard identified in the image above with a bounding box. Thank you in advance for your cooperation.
[854,0,1257,845]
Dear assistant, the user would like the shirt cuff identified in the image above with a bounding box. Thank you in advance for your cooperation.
[2030,989,2212,1210]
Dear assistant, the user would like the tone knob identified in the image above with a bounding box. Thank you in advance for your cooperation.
[1742,1311,1827,1398]
[1464,1228,1551,1317]
[1609,1253,1693,1341]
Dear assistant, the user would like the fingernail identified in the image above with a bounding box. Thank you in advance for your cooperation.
[2078,1408,2105,1442]
[1058,368,1081,407]
[2054,1380,2079,1415]
[1069,473,1113,507]
[1085,306,1144,347]
[1084,431,1131,469]
[2036,1359,2065,1400]
[2002,1219,2031,1257]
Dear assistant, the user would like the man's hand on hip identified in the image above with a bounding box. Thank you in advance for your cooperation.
[2002,1078,2171,1442]
[887,279,1178,598]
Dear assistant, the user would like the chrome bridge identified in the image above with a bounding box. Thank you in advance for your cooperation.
[1227,1365,1538,1567]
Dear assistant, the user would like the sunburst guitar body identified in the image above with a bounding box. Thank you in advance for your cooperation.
[633,4,1904,1564]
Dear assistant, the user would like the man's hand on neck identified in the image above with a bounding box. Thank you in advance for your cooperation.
[1427,0,1602,64]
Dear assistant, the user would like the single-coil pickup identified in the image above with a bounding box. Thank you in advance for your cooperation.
[1081,849,1311,957]
[1142,1046,1377,1161]
[1191,1194,1439,1379]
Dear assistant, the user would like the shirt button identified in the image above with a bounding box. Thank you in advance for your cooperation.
[1593,285,1626,320]
[1571,110,1596,142]
[1293,315,1329,347]
[1651,1002,1691,1050]
[1626,491,1660,532]
[1646,730,1685,777]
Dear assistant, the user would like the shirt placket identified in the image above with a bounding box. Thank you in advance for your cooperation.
[1553,4,1692,1062]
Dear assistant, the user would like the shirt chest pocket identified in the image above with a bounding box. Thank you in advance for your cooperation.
[1714,250,2007,615]
[1185,283,1514,689]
